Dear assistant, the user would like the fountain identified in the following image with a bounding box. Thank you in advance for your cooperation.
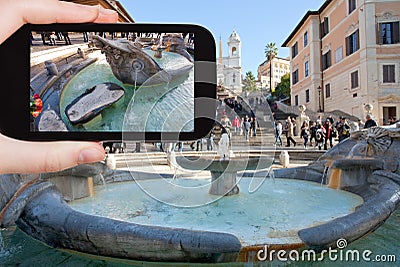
[37,34,194,132]
[0,127,399,264]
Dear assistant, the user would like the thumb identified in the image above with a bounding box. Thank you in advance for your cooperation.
[0,134,105,174]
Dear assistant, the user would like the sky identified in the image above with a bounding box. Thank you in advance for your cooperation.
[119,0,326,75]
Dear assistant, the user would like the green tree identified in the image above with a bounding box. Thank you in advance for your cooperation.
[264,42,278,93]
[242,71,258,92]
[275,73,291,98]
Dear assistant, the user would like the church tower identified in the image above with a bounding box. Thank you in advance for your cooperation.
[217,30,243,95]
[227,30,241,68]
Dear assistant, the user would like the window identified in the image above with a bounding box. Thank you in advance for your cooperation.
[322,50,332,70]
[295,95,299,106]
[348,0,356,14]
[320,17,329,38]
[378,22,400,44]
[304,31,308,47]
[306,89,310,103]
[292,69,299,84]
[325,83,331,98]
[351,71,359,89]
[335,46,343,63]
[232,47,238,56]
[305,61,309,77]
[383,64,396,83]
[292,42,298,58]
[346,30,360,56]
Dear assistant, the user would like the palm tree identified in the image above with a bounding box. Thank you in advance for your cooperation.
[264,43,278,94]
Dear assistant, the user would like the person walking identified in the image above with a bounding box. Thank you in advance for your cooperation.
[300,121,309,149]
[232,116,240,136]
[243,118,251,142]
[285,117,296,147]
[274,121,283,147]
[309,121,317,147]
[323,120,334,150]
[251,117,258,137]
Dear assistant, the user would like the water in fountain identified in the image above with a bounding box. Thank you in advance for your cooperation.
[70,178,363,247]
[97,173,106,187]
[1,208,398,266]
[0,232,4,255]
[321,165,329,186]
[59,50,194,132]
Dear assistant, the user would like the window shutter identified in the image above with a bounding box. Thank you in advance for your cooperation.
[383,65,389,83]
[327,51,331,68]
[393,22,400,43]
[356,30,360,50]
[377,23,383,44]
[346,36,351,56]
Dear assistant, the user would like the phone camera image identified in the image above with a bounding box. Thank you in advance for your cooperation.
[30,31,195,133]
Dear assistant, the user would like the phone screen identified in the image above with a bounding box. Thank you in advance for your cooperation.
[30,31,195,133]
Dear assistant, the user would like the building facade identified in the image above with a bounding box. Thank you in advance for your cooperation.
[257,57,290,92]
[217,30,243,94]
[283,0,400,125]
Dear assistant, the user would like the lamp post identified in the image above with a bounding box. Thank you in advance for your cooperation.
[317,86,322,112]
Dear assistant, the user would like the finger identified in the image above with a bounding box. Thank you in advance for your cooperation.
[94,5,119,23]
[0,0,118,44]
[0,134,105,174]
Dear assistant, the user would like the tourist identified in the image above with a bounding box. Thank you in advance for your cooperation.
[274,121,283,147]
[364,114,378,129]
[309,121,317,147]
[243,118,251,142]
[284,117,296,147]
[323,120,334,150]
[232,116,240,136]
[206,130,215,151]
[315,124,325,150]
[49,32,57,46]
[239,117,244,136]
[220,115,232,138]
[62,32,72,45]
[0,0,117,174]
[337,117,351,142]
[251,117,258,137]
[300,121,309,149]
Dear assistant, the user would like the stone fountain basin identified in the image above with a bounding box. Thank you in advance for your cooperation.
[330,158,383,170]
[175,156,274,172]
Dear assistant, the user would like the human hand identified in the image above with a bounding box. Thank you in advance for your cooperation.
[0,0,119,173]
[0,0,119,44]
[0,135,105,174]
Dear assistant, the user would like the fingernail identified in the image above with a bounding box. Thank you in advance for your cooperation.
[99,7,118,15]
[79,147,105,164]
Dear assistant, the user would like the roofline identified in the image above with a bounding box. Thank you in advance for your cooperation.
[258,56,290,68]
[105,0,134,22]
[281,0,333,47]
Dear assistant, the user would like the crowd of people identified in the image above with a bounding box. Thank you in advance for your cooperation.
[274,114,378,150]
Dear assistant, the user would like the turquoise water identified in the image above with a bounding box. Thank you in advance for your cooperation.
[69,178,363,247]
[59,51,194,132]
[2,179,396,266]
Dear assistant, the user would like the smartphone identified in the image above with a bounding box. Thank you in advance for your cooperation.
[0,23,216,141]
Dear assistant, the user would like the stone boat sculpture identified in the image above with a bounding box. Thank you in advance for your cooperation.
[0,127,399,263]
[65,82,125,125]
[92,35,193,86]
